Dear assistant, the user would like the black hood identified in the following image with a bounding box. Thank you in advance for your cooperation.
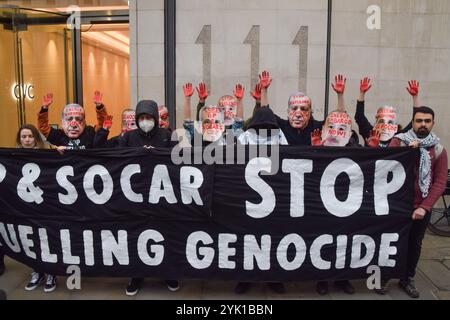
[248,107,280,130]
[136,100,159,131]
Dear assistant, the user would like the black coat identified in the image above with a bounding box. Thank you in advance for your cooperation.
[119,100,173,148]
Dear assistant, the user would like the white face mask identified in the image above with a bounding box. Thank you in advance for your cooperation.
[139,119,155,133]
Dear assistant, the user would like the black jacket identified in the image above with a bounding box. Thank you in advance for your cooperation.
[253,104,323,145]
[275,115,324,146]
[94,130,121,148]
[47,126,98,150]
[119,100,173,148]
[247,106,280,130]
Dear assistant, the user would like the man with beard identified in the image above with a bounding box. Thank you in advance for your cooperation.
[37,91,107,150]
[356,78,419,147]
[381,107,448,298]
[259,71,323,145]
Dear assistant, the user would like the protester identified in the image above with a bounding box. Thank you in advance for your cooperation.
[259,71,323,145]
[182,83,229,146]
[15,123,58,293]
[37,91,107,150]
[383,106,448,298]
[159,105,170,130]
[356,78,418,147]
[218,84,245,138]
[312,74,358,295]
[235,105,288,295]
[94,108,137,148]
[118,99,178,296]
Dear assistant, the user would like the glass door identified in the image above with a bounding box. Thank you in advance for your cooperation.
[0,6,21,147]
[0,6,72,147]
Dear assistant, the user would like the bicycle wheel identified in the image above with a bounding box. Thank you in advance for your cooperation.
[428,206,450,237]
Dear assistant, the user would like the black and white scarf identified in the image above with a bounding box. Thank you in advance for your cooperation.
[395,129,440,198]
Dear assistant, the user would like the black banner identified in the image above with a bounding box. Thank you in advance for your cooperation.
[0,147,416,281]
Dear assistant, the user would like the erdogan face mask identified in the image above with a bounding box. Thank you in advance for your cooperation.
[200,106,225,142]
[322,111,352,147]
[139,118,155,133]
[287,93,312,129]
[122,109,137,133]
[62,104,86,139]
[374,106,398,142]
[218,95,237,126]
[158,106,169,129]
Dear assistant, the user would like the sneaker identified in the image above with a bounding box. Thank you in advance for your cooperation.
[267,282,286,294]
[125,278,143,296]
[44,275,57,293]
[316,281,329,295]
[374,279,390,295]
[165,280,180,292]
[25,272,45,291]
[334,280,355,295]
[399,278,420,299]
[234,282,252,295]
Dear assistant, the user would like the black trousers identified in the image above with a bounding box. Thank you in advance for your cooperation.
[402,211,432,281]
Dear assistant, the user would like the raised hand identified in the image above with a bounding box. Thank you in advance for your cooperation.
[233,84,245,101]
[259,70,273,89]
[366,129,380,148]
[311,129,323,146]
[42,93,53,108]
[250,83,262,101]
[332,74,346,94]
[407,80,419,97]
[103,115,113,130]
[360,77,372,93]
[183,83,194,98]
[93,90,103,106]
[196,82,209,101]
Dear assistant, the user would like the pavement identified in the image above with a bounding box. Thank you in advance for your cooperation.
[1,230,449,300]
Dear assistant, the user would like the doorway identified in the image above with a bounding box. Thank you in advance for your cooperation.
[0,5,73,147]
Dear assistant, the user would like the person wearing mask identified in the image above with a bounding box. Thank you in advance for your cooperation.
[182,83,230,147]
[158,105,170,130]
[37,91,107,150]
[94,108,137,148]
[259,70,324,146]
[119,100,178,296]
[311,74,359,295]
[356,78,418,147]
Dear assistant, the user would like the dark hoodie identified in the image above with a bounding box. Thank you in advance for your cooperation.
[119,100,173,148]
[247,106,279,130]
